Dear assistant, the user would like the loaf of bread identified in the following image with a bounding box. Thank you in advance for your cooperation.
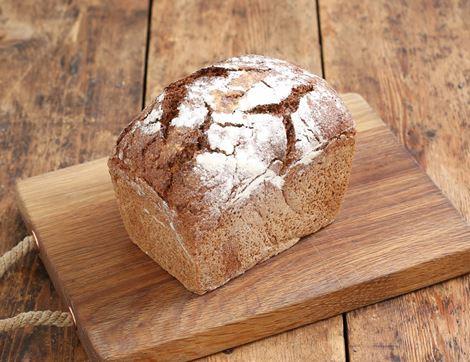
[108,55,356,294]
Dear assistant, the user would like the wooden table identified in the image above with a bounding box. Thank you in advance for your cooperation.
[1,0,468,360]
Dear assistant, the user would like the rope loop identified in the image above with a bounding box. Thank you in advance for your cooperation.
[0,311,73,332]
[0,235,35,278]
[0,235,74,332]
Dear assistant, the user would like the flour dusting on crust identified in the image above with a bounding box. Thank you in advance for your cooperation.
[134,92,165,135]
[116,55,354,217]
[196,113,286,208]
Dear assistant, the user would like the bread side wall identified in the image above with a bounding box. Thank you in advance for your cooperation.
[108,167,202,293]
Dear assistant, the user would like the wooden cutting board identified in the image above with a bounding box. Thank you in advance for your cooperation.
[16,94,470,361]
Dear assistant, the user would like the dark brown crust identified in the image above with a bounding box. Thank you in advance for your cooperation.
[115,98,159,148]
[159,67,229,137]
[110,58,354,213]
[111,65,274,200]
[113,84,317,201]
[247,83,315,115]
[110,69,227,200]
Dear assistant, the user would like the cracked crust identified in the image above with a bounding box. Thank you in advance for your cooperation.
[108,55,356,294]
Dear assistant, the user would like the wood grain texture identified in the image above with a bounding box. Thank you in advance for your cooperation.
[320,0,470,360]
[147,0,322,101]
[0,0,148,359]
[16,94,470,361]
[347,275,470,361]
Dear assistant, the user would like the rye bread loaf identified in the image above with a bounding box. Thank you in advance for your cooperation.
[108,55,356,294]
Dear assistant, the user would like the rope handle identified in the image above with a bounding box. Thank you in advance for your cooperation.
[0,235,74,332]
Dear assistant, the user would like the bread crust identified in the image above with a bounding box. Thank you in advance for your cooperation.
[108,55,356,294]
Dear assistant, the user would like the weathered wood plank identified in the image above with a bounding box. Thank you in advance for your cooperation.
[347,276,470,361]
[147,0,322,100]
[0,0,148,359]
[320,0,470,360]
[147,0,344,360]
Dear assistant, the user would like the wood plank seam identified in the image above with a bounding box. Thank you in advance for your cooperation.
[315,0,326,78]
[142,0,154,110]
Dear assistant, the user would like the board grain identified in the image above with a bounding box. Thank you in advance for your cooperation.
[16,94,470,361]
[320,0,470,359]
